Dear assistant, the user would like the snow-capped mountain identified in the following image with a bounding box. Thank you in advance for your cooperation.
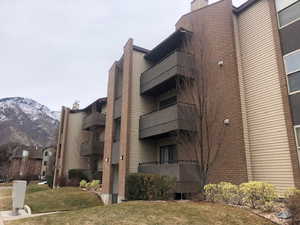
[0,97,60,147]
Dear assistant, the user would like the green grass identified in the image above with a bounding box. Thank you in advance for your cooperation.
[26,187,102,213]
[26,184,50,193]
[0,188,12,197]
[0,183,12,187]
[5,201,276,225]
[0,185,102,214]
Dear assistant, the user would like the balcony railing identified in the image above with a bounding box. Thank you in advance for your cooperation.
[80,140,104,157]
[139,103,196,139]
[82,112,105,130]
[138,160,200,193]
[140,51,193,95]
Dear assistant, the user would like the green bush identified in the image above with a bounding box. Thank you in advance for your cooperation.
[284,188,300,199]
[126,173,176,201]
[46,176,53,188]
[80,180,87,188]
[218,182,241,205]
[89,180,100,191]
[204,184,220,203]
[204,181,277,210]
[68,170,95,186]
[239,181,277,209]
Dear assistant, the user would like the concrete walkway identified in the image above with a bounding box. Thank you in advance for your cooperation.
[0,210,59,224]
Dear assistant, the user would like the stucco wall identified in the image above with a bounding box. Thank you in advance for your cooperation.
[62,112,89,176]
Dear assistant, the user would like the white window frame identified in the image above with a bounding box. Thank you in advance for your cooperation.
[283,49,300,95]
[277,0,300,29]
[294,125,300,149]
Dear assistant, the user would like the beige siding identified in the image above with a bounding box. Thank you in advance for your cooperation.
[63,112,89,176]
[236,0,295,192]
[128,50,156,173]
[233,14,253,181]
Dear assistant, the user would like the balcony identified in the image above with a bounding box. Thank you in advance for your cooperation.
[82,112,105,130]
[138,160,200,193]
[80,140,104,157]
[140,51,193,96]
[139,103,196,139]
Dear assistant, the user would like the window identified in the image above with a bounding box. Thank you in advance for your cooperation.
[43,161,47,166]
[44,151,48,157]
[42,171,46,176]
[160,145,177,164]
[159,96,177,110]
[278,1,300,27]
[288,71,300,93]
[295,126,300,148]
[284,50,300,74]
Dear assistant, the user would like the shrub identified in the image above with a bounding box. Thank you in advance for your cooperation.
[218,182,241,205]
[259,201,275,212]
[126,173,176,201]
[80,180,87,188]
[284,188,300,199]
[89,180,100,191]
[239,181,277,209]
[286,192,300,224]
[204,184,220,202]
[46,175,53,188]
[68,169,92,182]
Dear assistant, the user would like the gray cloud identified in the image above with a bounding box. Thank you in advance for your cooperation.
[0,0,247,111]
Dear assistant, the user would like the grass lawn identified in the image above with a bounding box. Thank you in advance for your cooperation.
[0,185,102,213]
[0,188,12,198]
[5,201,276,225]
[0,183,12,187]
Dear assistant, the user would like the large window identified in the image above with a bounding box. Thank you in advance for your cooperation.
[160,145,177,164]
[284,50,300,93]
[288,71,300,93]
[295,126,300,149]
[278,0,300,28]
[284,50,300,74]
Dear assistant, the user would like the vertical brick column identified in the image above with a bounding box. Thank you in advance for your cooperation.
[118,39,133,202]
[101,63,117,204]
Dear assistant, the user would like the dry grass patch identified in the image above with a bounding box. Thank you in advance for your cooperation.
[6,201,276,225]
[0,186,102,214]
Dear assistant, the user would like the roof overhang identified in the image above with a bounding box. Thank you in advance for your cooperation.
[144,28,192,63]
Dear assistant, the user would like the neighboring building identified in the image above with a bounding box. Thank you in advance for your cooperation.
[40,146,56,180]
[53,98,107,186]
[9,147,43,180]
[100,0,300,204]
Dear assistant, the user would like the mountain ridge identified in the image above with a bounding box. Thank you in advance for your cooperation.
[0,97,59,147]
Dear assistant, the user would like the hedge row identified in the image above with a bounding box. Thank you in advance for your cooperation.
[126,173,176,201]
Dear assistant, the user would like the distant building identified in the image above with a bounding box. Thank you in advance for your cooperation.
[9,146,43,180]
[53,98,107,186]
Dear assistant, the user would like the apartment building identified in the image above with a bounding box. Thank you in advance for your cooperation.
[53,98,107,186]
[9,147,43,180]
[100,0,300,204]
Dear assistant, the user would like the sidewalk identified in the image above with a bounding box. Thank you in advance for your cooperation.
[0,210,59,223]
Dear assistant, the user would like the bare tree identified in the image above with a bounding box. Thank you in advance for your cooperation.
[176,24,228,191]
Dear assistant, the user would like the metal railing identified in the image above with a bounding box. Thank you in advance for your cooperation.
[139,160,198,166]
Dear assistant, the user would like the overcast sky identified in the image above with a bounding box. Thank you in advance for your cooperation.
[0,0,247,111]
